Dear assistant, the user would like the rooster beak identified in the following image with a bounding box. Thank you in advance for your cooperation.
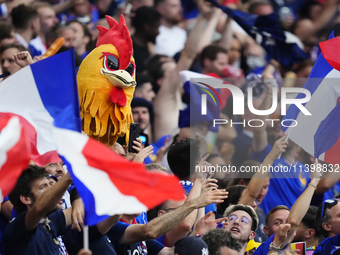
[100,68,136,88]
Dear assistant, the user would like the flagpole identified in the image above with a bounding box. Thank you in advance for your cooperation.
[277,127,292,159]
[83,225,89,250]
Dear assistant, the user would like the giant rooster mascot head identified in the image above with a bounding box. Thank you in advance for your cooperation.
[77,15,135,146]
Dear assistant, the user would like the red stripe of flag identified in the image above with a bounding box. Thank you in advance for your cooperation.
[82,138,185,209]
[0,114,30,198]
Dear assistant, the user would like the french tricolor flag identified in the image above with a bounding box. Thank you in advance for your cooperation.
[282,32,340,165]
[0,50,184,225]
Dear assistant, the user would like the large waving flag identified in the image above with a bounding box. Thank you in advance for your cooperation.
[208,0,306,68]
[282,33,340,165]
[179,71,228,132]
[0,115,31,199]
[0,50,80,166]
[0,50,184,225]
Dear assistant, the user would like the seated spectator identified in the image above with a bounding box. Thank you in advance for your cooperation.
[202,228,242,255]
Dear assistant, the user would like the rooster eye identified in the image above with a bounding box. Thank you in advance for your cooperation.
[106,55,119,71]
[125,63,134,76]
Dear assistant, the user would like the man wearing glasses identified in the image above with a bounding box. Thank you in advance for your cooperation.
[314,198,340,255]
[223,204,258,255]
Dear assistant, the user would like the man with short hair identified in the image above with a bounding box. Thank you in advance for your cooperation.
[253,171,321,255]
[3,165,75,255]
[131,6,161,75]
[11,4,41,57]
[200,45,229,78]
[263,205,290,238]
[134,74,156,102]
[30,2,58,55]
[293,206,323,254]
[223,204,258,255]
[314,199,340,254]
[131,96,153,133]
[154,0,187,57]
[202,229,242,255]
[67,19,91,60]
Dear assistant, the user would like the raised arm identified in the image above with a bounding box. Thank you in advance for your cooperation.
[164,177,204,246]
[252,78,276,152]
[118,188,228,245]
[25,173,72,231]
[273,169,322,249]
[238,136,287,206]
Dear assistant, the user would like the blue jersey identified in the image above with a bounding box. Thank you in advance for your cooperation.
[313,234,340,255]
[63,225,117,255]
[180,180,217,215]
[251,144,310,215]
[107,221,165,255]
[3,210,66,255]
[135,212,148,224]
[253,234,274,255]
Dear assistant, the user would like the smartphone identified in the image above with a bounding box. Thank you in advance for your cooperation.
[128,123,140,153]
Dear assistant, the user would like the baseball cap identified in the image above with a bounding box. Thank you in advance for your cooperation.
[175,237,209,255]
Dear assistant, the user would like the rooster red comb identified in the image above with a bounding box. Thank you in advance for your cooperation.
[96,14,133,70]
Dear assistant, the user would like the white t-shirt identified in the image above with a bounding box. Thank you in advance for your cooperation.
[30,36,47,55]
[153,25,187,57]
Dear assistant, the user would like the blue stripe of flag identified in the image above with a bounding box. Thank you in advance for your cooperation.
[30,49,82,132]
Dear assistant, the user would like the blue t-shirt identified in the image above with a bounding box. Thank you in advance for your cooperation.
[135,212,148,224]
[180,180,217,215]
[253,234,274,255]
[63,225,116,255]
[251,144,310,215]
[313,234,340,255]
[3,210,66,255]
[107,221,165,255]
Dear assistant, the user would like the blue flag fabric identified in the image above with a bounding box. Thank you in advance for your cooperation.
[207,0,306,67]
[314,102,340,159]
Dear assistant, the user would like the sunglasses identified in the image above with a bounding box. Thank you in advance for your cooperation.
[228,214,251,225]
[321,199,338,223]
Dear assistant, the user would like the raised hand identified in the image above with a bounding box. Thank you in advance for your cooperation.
[192,211,228,236]
[268,135,288,161]
[14,51,33,67]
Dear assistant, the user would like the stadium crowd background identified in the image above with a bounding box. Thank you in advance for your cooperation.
[1,0,340,254]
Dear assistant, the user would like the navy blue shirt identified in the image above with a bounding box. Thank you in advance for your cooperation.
[63,226,117,255]
[313,233,340,255]
[3,210,66,255]
[253,234,275,255]
[107,221,164,255]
